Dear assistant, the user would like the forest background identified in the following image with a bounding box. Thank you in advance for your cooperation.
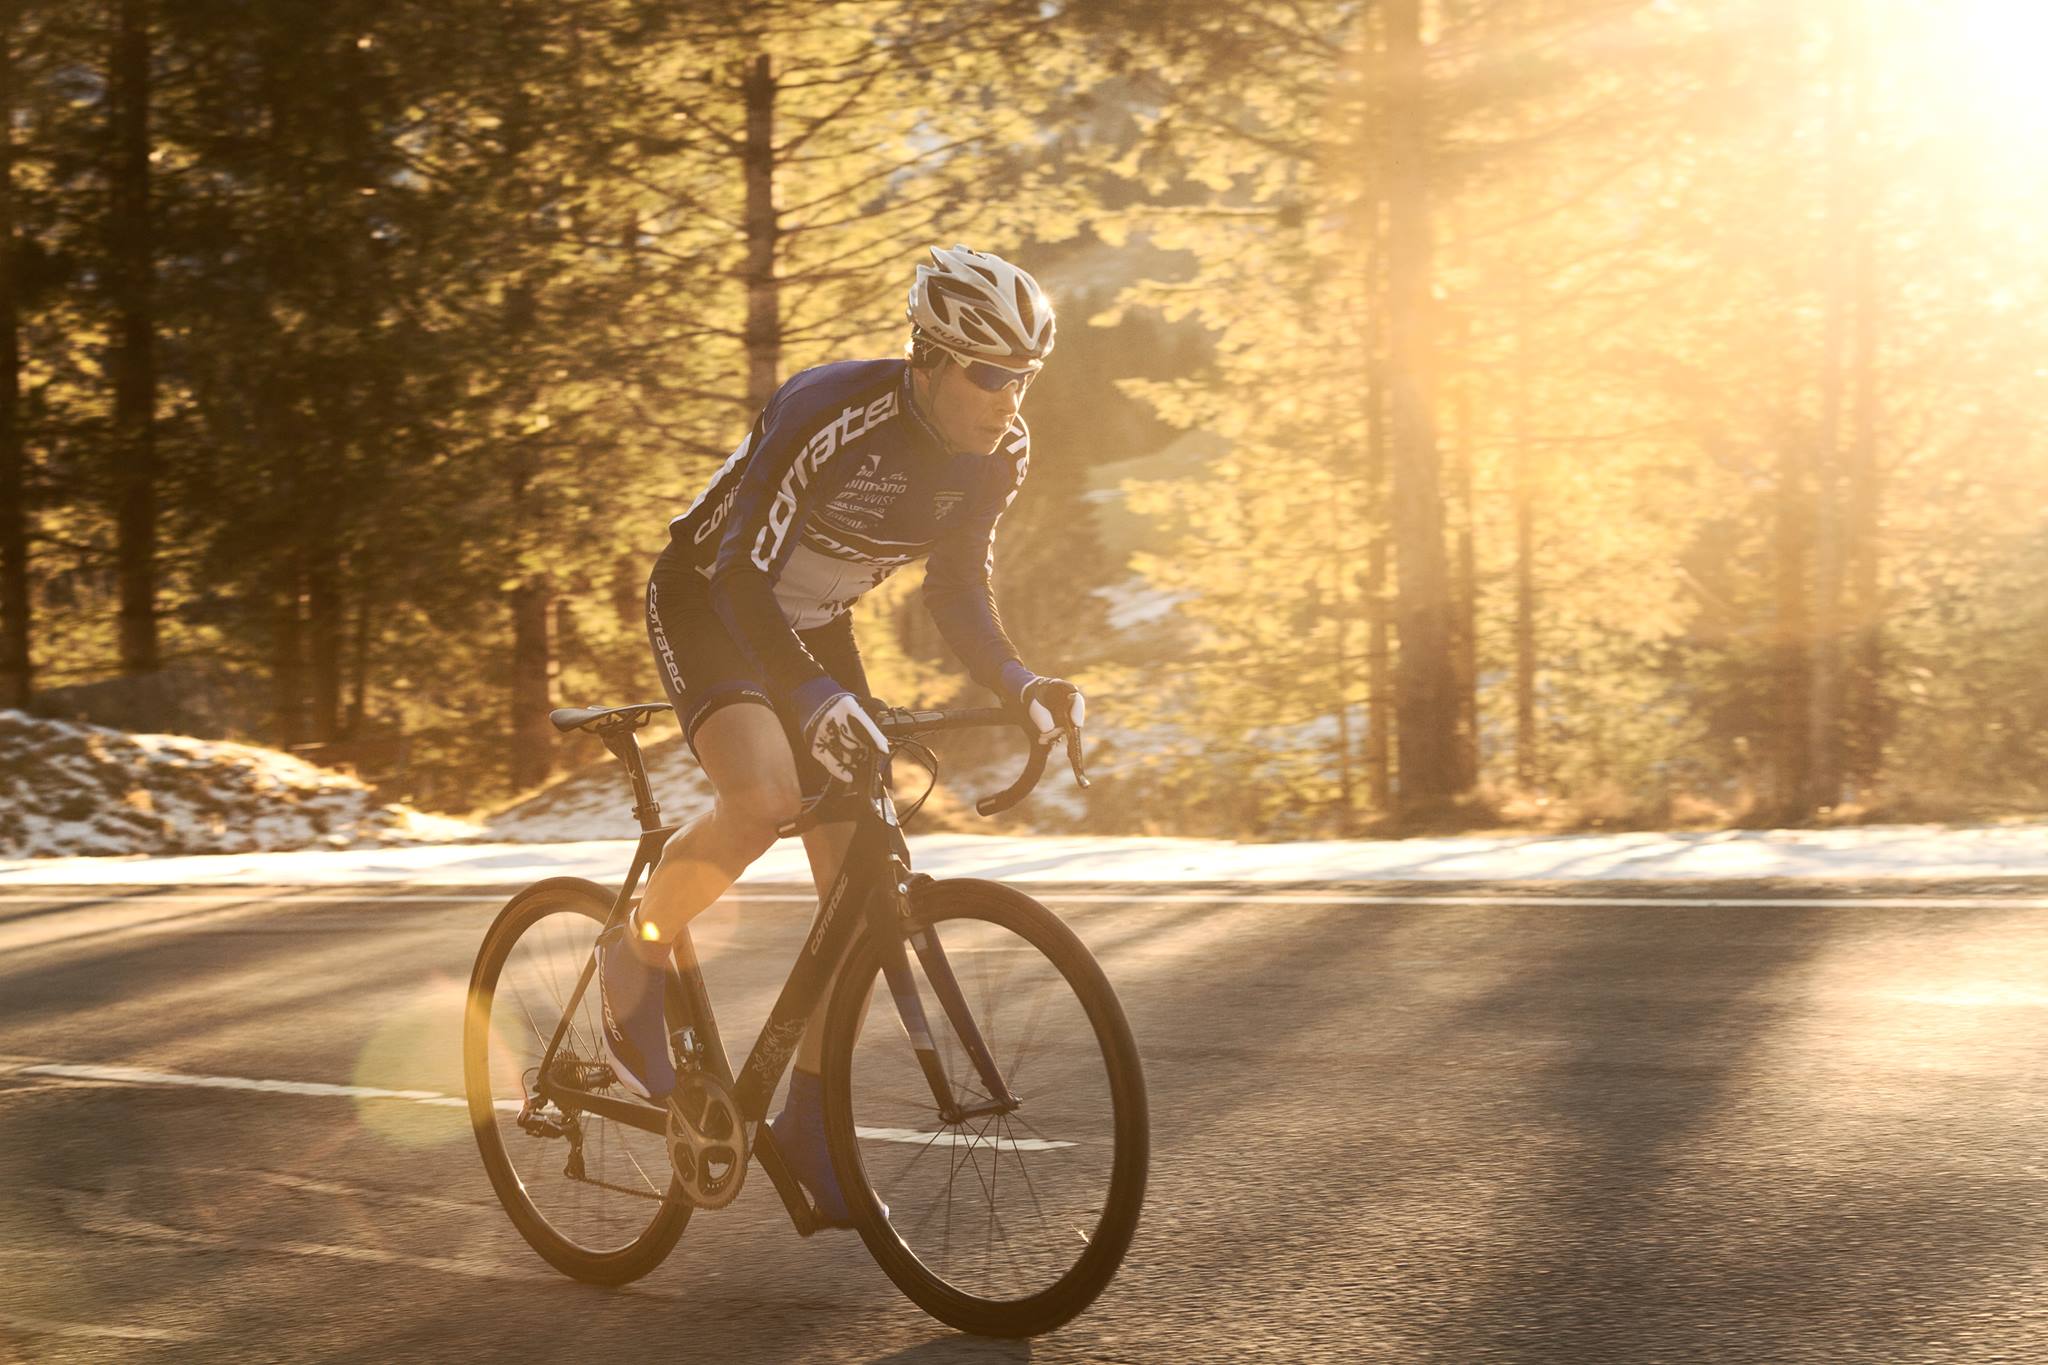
[4,0,2046,840]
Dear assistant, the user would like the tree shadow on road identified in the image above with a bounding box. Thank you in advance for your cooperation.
[1420,901,2048,1364]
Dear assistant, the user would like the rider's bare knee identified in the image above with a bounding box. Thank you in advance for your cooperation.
[718,776,802,853]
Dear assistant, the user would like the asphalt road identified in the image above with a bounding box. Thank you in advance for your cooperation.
[4,878,2048,1364]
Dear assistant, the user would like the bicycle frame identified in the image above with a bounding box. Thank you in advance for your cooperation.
[525,713,1018,1235]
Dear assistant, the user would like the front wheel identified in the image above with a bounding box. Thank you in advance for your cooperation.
[822,878,1148,1337]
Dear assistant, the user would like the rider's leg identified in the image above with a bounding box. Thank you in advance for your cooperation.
[635,700,803,942]
[638,705,859,1070]
[597,698,801,1100]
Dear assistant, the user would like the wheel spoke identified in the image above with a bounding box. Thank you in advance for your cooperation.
[1004,1115,1061,1246]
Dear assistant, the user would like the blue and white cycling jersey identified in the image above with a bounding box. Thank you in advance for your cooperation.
[669,358,1037,709]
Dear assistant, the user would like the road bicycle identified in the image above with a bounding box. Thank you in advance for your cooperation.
[461,700,1148,1337]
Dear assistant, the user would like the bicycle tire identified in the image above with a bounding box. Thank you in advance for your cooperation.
[822,877,1148,1337]
[463,877,690,1284]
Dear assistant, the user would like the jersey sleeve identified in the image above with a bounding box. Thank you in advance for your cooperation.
[923,425,1038,704]
[707,385,870,717]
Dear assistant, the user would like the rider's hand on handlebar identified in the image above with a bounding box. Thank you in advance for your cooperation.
[801,688,890,782]
[1020,677,1085,745]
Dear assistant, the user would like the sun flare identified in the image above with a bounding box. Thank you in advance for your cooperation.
[1949,0,2048,132]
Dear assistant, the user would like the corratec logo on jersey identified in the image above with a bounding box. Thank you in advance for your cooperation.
[751,390,900,571]
[689,432,753,546]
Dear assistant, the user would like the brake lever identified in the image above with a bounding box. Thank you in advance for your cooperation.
[1061,725,1090,789]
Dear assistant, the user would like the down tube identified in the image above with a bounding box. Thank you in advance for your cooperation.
[730,820,889,1120]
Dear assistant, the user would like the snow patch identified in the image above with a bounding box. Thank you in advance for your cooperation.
[0,709,478,858]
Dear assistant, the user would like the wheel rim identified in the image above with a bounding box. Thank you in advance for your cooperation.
[844,911,1126,1304]
[479,899,676,1253]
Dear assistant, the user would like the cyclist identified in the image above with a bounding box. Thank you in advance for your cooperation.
[599,245,1085,1226]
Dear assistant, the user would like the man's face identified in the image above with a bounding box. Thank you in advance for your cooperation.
[921,356,1031,455]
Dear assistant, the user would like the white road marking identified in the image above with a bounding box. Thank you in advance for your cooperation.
[13,1061,1078,1150]
[853,1125,1074,1152]
[0,1311,201,1343]
[1047,893,2048,909]
[0,892,500,905]
[50,1184,555,1288]
[19,1062,488,1110]
[7,889,2048,909]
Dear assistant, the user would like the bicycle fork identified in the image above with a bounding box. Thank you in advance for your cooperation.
[878,873,1020,1123]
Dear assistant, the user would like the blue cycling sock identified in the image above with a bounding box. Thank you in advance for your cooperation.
[784,1067,825,1125]
[773,1068,859,1225]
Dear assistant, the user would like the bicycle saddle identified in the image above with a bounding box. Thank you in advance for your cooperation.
[548,702,672,734]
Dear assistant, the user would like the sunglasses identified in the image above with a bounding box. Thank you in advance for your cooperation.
[940,345,1041,394]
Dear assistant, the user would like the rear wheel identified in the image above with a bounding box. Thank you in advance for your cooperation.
[822,878,1148,1337]
[463,877,689,1284]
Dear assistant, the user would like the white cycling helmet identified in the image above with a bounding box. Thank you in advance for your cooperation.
[906,244,1056,364]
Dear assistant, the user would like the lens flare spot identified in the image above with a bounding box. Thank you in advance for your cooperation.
[352,977,467,1146]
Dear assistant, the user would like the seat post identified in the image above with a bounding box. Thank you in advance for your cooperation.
[599,724,664,832]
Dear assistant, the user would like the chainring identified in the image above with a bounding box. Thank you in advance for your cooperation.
[666,1071,747,1210]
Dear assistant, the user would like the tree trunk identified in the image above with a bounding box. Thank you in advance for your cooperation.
[1512,272,1537,791]
[1364,227,1392,812]
[1327,487,1355,823]
[613,551,642,633]
[510,579,556,789]
[1841,9,1884,796]
[109,0,159,680]
[741,52,779,411]
[1449,356,1479,791]
[1844,213,1883,793]
[554,592,578,684]
[0,3,28,711]
[306,545,342,742]
[1382,0,1460,814]
[1806,9,1864,814]
[1773,427,1813,821]
[274,563,305,750]
[497,27,553,796]
[1444,205,1479,791]
[347,577,370,738]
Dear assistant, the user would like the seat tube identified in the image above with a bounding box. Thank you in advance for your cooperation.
[536,836,660,1098]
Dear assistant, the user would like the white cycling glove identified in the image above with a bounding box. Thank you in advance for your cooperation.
[801,690,890,782]
[1021,677,1086,744]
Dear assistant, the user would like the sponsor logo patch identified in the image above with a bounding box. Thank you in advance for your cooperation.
[750,390,900,571]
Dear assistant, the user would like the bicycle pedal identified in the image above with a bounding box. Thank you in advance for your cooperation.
[671,1025,705,1072]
